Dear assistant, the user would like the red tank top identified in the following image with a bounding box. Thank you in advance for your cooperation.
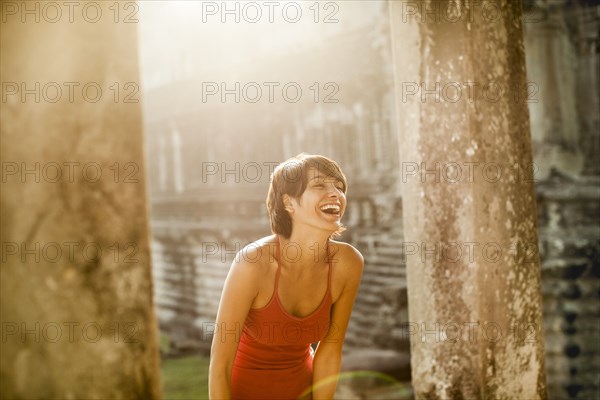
[230,236,333,399]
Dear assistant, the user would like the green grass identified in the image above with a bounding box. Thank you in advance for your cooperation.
[161,355,210,400]
[159,333,171,355]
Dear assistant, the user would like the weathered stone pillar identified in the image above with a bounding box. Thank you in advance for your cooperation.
[523,1,585,179]
[388,1,547,398]
[1,1,162,398]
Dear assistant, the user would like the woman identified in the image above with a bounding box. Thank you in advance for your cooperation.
[209,153,364,399]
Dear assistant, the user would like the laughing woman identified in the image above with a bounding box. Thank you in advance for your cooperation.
[208,153,364,399]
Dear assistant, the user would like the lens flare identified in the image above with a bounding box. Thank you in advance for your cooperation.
[298,370,411,399]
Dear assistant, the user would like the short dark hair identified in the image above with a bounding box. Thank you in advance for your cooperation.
[266,153,348,239]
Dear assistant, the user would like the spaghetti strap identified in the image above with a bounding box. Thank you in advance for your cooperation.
[274,236,282,291]
[232,236,334,399]
[325,239,332,295]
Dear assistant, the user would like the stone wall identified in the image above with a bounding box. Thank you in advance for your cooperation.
[537,174,600,399]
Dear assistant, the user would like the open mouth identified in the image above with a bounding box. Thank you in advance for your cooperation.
[320,204,341,216]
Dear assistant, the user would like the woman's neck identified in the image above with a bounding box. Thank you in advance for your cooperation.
[278,231,332,269]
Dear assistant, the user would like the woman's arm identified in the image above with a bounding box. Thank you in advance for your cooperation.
[208,248,261,400]
[312,244,364,399]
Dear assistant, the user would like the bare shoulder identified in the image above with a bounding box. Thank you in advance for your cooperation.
[222,235,277,304]
[232,235,278,274]
[327,240,364,308]
[329,240,364,287]
[329,240,364,268]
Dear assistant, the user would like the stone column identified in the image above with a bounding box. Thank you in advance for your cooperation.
[170,124,184,193]
[388,1,547,398]
[158,133,169,192]
[571,5,600,176]
[523,1,584,179]
[1,1,162,398]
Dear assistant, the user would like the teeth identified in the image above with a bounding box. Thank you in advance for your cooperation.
[320,204,340,213]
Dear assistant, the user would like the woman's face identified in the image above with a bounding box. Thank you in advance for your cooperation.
[288,167,347,234]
